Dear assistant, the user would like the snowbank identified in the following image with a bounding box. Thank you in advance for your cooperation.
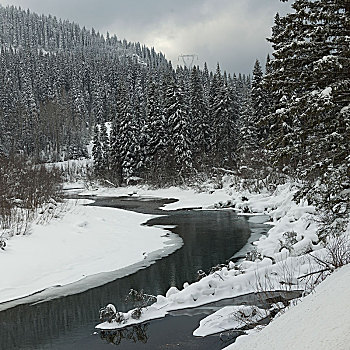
[77,184,232,211]
[193,305,268,337]
[96,183,325,331]
[223,264,350,350]
[0,199,182,306]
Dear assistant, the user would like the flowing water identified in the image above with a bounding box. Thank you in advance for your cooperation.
[0,196,270,350]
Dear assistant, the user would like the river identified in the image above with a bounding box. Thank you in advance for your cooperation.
[0,196,270,349]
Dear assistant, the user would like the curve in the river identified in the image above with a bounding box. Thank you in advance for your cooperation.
[0,196,268,350]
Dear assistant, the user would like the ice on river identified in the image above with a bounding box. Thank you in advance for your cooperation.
[0,199,182,306]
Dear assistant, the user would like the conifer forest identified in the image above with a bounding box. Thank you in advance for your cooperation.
[1,2,348,213]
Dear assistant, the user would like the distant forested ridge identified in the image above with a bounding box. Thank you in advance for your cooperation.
[0,1,349,233]
[0,5,169,161]
[0,4,253,184]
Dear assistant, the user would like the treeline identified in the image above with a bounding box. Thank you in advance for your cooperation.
[0,5,168,161]
[262,0,350,239]
[0,1,349,240]
[92,63,253,185]
[0,4,254,185]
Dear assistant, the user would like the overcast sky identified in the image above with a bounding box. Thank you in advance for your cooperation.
[1,0,292,74]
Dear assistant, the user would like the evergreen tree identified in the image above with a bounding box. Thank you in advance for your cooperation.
[265,0,350,237]
[189,66,210,166]
[209,64,238,167]
[167,80,193,180]
[100,122,110,174]
[92,125,103,177]
[250,59,271,145]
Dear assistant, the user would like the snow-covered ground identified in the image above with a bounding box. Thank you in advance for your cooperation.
[74,182,233,211]
[96,182,326,330]
[95,181,350,350]
[223,263,350,350]
[193,305,268,337]
[0,198,182,307]
[97,180,350,350]
[0,182,233,308]
[3,176,349,349]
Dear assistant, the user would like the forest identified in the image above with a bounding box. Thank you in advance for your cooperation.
[0,1,349,239]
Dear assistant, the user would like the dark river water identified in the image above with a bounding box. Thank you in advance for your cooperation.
[0,196,270,350]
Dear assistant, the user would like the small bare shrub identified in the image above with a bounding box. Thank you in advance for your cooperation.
[124,289,157,320]
[279,231,298,252]
[246,248,262,262]
[310,234,350,275]
[0,154,63,240]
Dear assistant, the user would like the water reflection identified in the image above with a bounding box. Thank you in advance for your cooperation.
[0,197,264,350]
[100,324,149,346]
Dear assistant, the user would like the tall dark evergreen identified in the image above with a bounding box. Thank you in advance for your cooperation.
[189,66,210,166]
[166,79,193,180]
[264,0,350,238]
[209,64,238,167]
[251,59,268,142]
[92,125,103,177]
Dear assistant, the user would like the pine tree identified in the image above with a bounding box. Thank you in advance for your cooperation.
[143,73,167,177]
[167,80,193,180]
[100,122,110,174]
[209,64,238,167]
[265,0,350,178]
[189,66,210,167]
[251,59,269,142]
[92,125,103,177]
[265,0,350,238]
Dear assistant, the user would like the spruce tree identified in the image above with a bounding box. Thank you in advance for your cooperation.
[265,0,350,237]
[167,80,193,180]
[190,66,210,167]
[92,125,103,177]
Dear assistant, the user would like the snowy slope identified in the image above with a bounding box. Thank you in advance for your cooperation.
[224,264,350,350]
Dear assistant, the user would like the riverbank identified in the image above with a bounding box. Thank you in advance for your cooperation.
[96,181,350,348]
[2,179,348,349]
[223,263,350,350]
[0,182,236,308]
[0,197,182,306]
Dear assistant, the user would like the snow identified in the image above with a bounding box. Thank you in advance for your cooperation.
[340,105,350,114]
[0,181,237,308]
[193,305,268,337]
[223,264,350,350]
[95,182,350,350]
[320,86,332,97]
[3,176,348,350]
[78,185,232,211]
[0,198,182,307]
[96,183,326,331]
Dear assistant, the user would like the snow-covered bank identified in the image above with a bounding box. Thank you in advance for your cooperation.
[95,182,349,350]
[223,263,350,350]
[193,305,268,337]
[75,184,233,211]
[0,199,182,307]
[0,181,236,309]
[96,183,326,331]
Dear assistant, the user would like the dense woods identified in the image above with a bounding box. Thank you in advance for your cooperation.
[263,0,350,239]
[0,0,349,239]
[0,5,252,183]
